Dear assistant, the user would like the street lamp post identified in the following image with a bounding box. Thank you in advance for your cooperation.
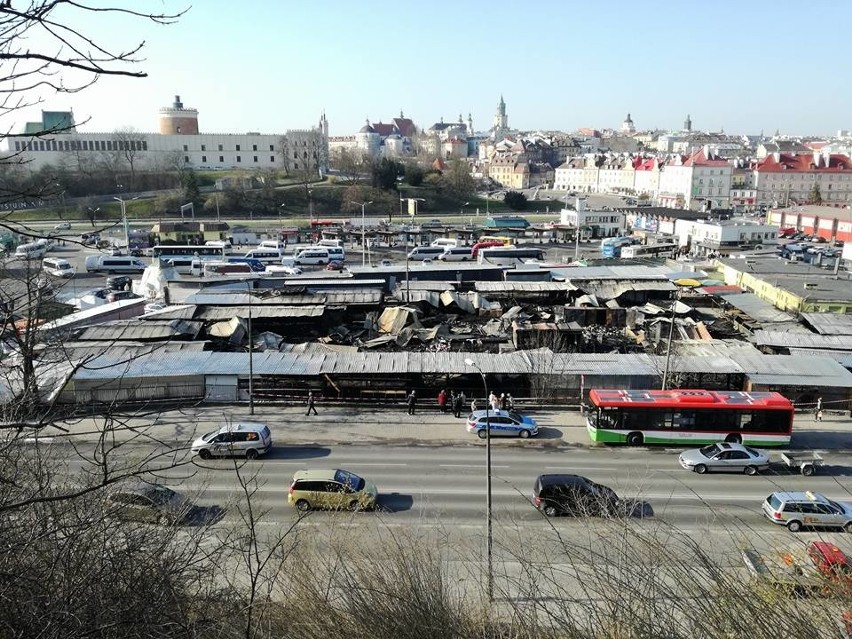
[352,200,373,267]
[308,189,314,226]
[113,196,138,251]
[464,357,494,603]
[248,283,254,415]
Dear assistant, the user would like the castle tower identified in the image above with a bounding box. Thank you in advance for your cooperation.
[158,95,199,135]
[683,114,692,133]
[467,112,474,135]
[319,111,329,138]
[621,113,635,134]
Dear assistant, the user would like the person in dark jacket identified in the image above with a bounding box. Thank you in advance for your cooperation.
[407,390,417,415]
[306,391,318,416]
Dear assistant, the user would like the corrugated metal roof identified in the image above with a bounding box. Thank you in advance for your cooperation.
[752,331,852,350]
[788,348,852,369]
[551,265,676,281]
[139,305,196,320]
[801,312,852,336]
[731,353,852,387]
[716,292,798,324]
[395,281,457,291]
[198,306,325,321]
[74,319,201,342]
[70,350,852,389]
[572,280,676,300]
[474,282,579,293]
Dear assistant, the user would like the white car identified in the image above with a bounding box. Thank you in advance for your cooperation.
[678,442,770,475]
[53,222,72,231]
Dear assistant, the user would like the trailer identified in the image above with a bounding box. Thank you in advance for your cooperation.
[781,452,824,476]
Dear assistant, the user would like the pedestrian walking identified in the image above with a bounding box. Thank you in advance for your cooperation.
[306,391,318,416]
[471,398,478,413]
[506,393,514,411]
[816,408,824,422]
[407,390,417,415]
[437,389,448,413]
[455,391,466,418]
[489,392,500,412]
[500,393,508,411]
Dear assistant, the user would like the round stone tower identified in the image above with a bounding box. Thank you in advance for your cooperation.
[158,95,199,135]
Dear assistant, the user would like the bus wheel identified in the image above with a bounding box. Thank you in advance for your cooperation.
[725,434,742,445]
[626,432,644,446]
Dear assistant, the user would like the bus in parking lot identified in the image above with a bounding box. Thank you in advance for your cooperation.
[586,389,794,447]
[152,244,226,262]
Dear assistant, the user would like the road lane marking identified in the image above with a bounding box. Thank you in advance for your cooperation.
[439,464,511,469]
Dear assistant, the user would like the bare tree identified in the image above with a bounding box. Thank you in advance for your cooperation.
[331,147,368,185]
[0,3,186,238]
[113,127,147,191]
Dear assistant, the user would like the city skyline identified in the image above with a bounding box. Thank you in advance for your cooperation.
[14,1,852,138]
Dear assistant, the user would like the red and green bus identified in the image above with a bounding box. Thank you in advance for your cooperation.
[586,389,794,447]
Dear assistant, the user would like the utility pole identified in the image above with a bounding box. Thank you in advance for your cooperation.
[352,200,373,267]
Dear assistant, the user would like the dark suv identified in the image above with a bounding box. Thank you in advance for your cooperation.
[533,474,620,517]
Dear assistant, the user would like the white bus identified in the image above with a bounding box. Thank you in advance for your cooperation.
[14,239,50,260]
[151,245,226,262]
[477,246,545,265]
[619,243,678,259]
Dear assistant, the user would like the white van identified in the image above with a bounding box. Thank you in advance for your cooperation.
[438,246,473,262]
[407,246,446,261]
[42,257,76,278]
[431,238,459,249]
[317,239,343,249]
[294,247,331,265]
[14,240,49,260]
[243,248,284,264]
[307,245,345,261]
[205,239,232,249]
[163,258,203,276]
[84,255,147,274]
[259,239,286,251]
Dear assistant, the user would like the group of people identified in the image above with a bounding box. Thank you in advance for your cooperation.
[487,391,514,412]
[436,389,468,418]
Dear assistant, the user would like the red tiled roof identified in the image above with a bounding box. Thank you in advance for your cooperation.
[756,153,852,173]
[372,121,396,137]
[392,117,415,137]
[682,149,729,167]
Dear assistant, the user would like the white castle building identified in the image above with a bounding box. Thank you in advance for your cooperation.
[0,95,329,173]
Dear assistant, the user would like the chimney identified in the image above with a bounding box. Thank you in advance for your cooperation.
[813,151,821,168]
[773,152,781,162]
[576,197,587,211]
[703,144,711,158]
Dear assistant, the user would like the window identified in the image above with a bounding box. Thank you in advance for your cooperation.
[218,144,223,151]
[293,151,298,159]
[236,156,241,163]
[269,144,274,151]
[183,144,188,152]
[14,141,19,151]
[253,156,258,162]
[201,144,206,151]
[236,144,240,151]
[142,141,148,151]
[252,144,257,151]
[270,155,275,162]
[219,155,224,162]
[201,155,207,162]
[184,155,189,162]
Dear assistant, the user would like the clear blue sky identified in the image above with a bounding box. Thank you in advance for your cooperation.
[27,1,852,137]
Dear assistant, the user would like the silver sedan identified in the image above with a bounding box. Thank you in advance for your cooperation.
[678,442,770,475]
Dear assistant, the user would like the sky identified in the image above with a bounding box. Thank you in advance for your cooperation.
[18,1,852,138]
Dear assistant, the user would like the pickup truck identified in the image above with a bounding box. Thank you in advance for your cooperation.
[743,541,852,597]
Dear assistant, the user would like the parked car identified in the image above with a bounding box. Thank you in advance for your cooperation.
[144,302,168,314]
[42,257,75,278]
[288,468,378,512]
[191,422,272,460]
[53,222,71,231]
[466,409,538,439]
[379,259,393,267]
[678,442,770,475]
[325,260,345,271]
[533,474,620,517]
[106,275,133,290]
[81,232,100,245]
[106,483,192,525]
[763,491,852,532]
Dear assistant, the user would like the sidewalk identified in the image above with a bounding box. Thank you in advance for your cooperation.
[49,405,852,451]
